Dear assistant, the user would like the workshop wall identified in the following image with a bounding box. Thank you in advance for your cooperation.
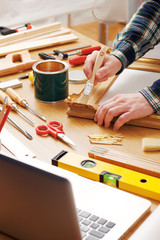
[0,0,143,28]
[0,0,95,27]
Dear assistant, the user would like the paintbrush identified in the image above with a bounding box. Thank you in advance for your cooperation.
[80,46,106,103]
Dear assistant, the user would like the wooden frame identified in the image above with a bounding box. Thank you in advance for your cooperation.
[66,57,160,129]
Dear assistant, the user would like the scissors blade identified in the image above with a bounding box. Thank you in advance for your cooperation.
[57,133,76,147]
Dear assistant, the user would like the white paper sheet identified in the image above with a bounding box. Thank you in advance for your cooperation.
[98,69,160,105]
[143,44,160,60]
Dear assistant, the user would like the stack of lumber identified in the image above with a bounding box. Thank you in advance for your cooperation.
[0,22,78,56]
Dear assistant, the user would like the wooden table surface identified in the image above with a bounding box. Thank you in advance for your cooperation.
[0,29,159,239]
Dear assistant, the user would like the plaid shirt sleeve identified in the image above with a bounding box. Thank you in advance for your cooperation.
[110,0,160,71]
[139,79,160,114]
[110,0,160,114]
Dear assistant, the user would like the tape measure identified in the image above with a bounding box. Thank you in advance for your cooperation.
[52,150,160,201]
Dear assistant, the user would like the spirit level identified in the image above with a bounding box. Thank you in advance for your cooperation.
[52,150,160,201]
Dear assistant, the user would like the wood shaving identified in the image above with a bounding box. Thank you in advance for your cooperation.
[88,133,124,145]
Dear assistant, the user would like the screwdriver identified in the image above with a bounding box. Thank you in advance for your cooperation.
[0,105,32,139]
[6,88,46,122]
[0,90,34,126]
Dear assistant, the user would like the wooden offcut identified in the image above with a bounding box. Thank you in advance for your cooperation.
[0,50,37,76]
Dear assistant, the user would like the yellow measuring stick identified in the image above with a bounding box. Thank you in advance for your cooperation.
[52,150,160,201]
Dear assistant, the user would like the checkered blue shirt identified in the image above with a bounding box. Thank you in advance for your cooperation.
[110,0,160,114]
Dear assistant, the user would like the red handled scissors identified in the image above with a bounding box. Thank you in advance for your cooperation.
[36,120,76,147]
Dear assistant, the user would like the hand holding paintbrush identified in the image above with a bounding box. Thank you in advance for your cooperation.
[79,46,106,104]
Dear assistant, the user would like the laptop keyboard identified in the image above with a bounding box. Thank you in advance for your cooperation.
[77,209,116,239]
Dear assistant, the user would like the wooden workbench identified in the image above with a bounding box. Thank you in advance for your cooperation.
[0,28,159,240]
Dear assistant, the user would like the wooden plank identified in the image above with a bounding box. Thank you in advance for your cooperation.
[0,27,71,47]
[89,146,160,178]
[0,33,79,56]
[129,59,160,73]
[24,27,71,42]
[0,22,61,45]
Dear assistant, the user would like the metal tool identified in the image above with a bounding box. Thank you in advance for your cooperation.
[18,73,30,79]
[0,90,34,126]
[68,46,101,65]
[0,106,32,140]
[36,120,76,147]
[58,46,101,60]
[7,116,33,139]
[6,88,46,122]
[52,150,160,201]
[82,46,106,96]
[39,53,56,60]
[39,44,91,60]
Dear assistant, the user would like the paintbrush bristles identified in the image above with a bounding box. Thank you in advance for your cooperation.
[82,46,106,97]
[77,93,90,104]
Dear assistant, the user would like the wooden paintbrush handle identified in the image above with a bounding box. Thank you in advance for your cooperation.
[88,46,106,84]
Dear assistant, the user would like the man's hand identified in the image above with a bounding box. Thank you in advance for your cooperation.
[94,92,155,130]
[83,51,122,84]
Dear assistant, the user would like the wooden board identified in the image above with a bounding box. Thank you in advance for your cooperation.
[0,22,61,45]
[129,58,160,73]
[0,27,71,47]
[66,58,160,129]
[89,146,160,178]
[0,33,79,56]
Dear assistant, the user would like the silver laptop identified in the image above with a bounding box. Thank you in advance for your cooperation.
[0,152,151,240]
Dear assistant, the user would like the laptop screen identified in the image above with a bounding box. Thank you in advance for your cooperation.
[0,153,81,240]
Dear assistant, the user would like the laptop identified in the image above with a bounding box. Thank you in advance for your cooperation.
[0,152,151,240]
